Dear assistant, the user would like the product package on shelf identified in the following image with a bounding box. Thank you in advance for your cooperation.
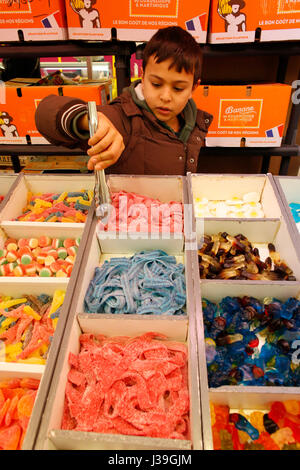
[0,174,20,211]
[0,0,68,41]
[65,0,210,42]
[193,83,292,147]
[208,0,300,44]
[186,172,300,450]
[31,180,203,449]
[0,83,106,145]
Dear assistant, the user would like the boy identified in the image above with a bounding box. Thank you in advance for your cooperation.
[35,26,213,175]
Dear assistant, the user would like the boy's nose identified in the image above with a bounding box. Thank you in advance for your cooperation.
[160,87,172,102]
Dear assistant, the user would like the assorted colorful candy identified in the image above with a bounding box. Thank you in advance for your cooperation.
[0,236,80,277]
[98,190,183,233]
[84,250,186,315]
[198,232,295,281]
[0,377,40,450]
[289,203,300,233]
[203,296,300,388]
[211,401,300,450]
[62,332,189,440]
[194,192,264,218]
[0,290,65,364]
[14,190,93,223]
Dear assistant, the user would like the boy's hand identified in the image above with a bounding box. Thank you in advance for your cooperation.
[80,112,125,171]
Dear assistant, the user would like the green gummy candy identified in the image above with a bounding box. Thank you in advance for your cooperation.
[40,269,51,277]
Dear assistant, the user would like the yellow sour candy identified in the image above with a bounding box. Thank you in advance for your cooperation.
[18,357,46,365]
[210,402,216,427]
[55,191,68,203]
[23,305,41,321]
[0,317,16,332]
[249,411,265,434]
[48,290,65,317]
[0,298,28,310]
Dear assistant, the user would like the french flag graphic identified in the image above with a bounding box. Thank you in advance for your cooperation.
[185,13,207,33]
[41,10,62,29]
[265,124,284,139]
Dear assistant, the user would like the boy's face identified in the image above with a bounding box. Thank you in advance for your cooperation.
[141,55,196,132]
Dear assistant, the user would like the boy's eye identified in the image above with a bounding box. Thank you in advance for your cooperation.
[151,82,161,87]
[174,87,184,92]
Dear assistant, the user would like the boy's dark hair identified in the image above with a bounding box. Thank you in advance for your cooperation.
[142,26,202,85]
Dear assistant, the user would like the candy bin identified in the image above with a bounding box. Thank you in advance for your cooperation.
[0,211,92,449]
[96,175,186,254]
[0,174,20,211]
[0,369,41,450]
[32,197,203,449]
[189,173,282,220]
[0,173,95,227]
[273,175,300,244]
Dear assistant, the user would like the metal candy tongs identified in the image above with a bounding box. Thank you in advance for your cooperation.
[87,101,111,220]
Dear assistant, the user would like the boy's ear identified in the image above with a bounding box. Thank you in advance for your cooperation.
[192,79,201,92]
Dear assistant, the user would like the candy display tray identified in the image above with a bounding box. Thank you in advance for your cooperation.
[96,175,186,254]
[0,217,94,449]
[0,173,95,228]
[0,174,20,211]
[273,175,300,245]
[193,281,300,450]
[32,213,201,450]
[49,213,192,318]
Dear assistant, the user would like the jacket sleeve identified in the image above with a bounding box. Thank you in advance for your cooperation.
[35,94,89,150]
[35,94,131,151]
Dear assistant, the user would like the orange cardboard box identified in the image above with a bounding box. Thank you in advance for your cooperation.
[0,0,68,41]
[193,83,292,147]
[209,0,300,43]
[65,0,210,42]
[0,84,105,144]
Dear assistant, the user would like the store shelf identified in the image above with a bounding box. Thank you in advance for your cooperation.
[201,40,300,57]
[0,144,298,175]
[1,38,300,58]
[0,39,136,96]
[0,38,299,175]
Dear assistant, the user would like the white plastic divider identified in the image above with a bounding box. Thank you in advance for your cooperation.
[33,200,203,450]
[96,175,186,254]
[0,173,21,211]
